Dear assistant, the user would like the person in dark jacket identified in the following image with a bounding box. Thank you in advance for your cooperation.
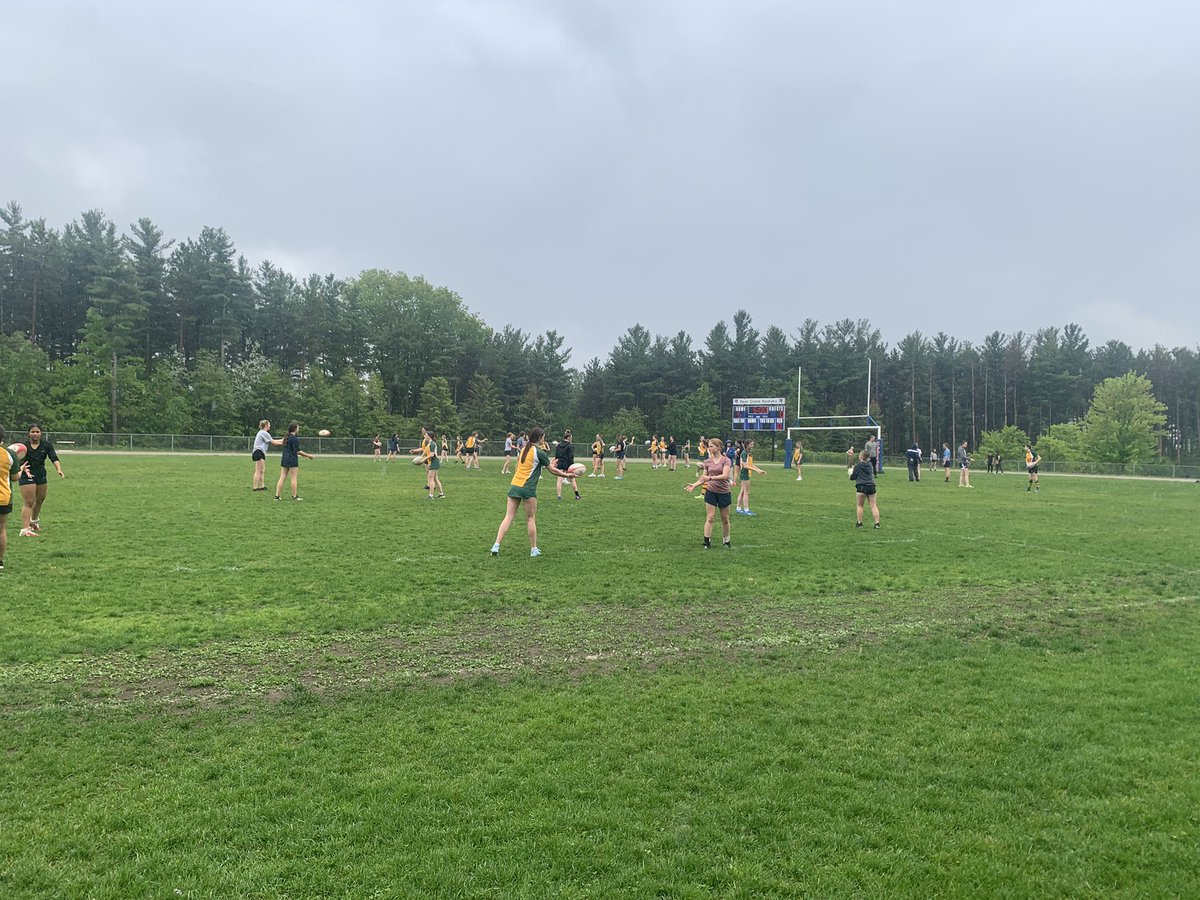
[905,442,922,482]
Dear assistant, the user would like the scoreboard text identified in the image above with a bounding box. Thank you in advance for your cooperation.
[732,397,786,431]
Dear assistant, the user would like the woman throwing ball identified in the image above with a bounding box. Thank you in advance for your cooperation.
[490,426,571,558]
[685,437,734,549]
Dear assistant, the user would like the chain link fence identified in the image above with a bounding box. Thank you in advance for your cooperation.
[7,431,1197,478]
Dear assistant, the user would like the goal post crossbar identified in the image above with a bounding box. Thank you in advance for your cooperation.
[785,417,883,471]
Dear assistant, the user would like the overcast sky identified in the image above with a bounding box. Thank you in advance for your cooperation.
[4,1,1199,366]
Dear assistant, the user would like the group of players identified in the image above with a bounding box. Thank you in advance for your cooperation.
[1,424,67,573]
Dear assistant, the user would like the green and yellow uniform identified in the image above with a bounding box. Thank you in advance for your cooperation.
[425,438,440,470]
[0,446,13,512]
[509,446,551,500]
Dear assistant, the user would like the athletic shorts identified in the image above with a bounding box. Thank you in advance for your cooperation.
[252,449,266,461]
[740,469,750,481]
[18,472,47,486]
[856,484,877,495]
[504,451,512,457]
[0,502,12,515]
[1027,465,1039,475]
[429,458,440,470]
[468,447,478,455]
[704,489,732,508]
[507,485,536,501]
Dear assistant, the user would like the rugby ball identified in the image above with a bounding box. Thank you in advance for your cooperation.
[7,442,27,468]
[318,429,331,437]
[609,445,616,453]
[568,463,586,476]
[644,440,651,446]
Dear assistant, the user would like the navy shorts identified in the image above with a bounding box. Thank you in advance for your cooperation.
[252,449,266,461]
[0,502,12,515]
[856,484,877,496]
[18,473,47,486]
[704,490,732,508]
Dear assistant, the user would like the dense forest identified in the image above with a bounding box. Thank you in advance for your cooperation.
[2,203,1197,462]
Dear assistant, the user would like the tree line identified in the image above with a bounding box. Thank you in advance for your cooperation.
[2,202,1197,463]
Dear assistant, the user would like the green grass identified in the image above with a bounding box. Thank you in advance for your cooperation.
[2,455,1198,897]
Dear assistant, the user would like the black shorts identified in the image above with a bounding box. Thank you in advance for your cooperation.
[18,472,47,486]
[504,451,512,457]
[469,447,478,455]
[1027,465,1039,475]
[856,484,877,496]
[0,502,12,515]
[252,449,266,461]
[704,490,732,508]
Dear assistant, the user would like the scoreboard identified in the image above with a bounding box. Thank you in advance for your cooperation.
[732,397,787,431]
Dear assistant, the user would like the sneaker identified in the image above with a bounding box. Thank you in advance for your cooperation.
[873,522,881,529]
[614,476,623,480]
[735,508,744,514]
[598,474,605,478]
[587,473,596,478]
[292,496,303,501]
[703,540,711,549]
[530,547,541,558]
[723,541,731,548]
[0,559,5,571]
[855,522,863,528]
[556,496,563,501]
[574,494,581,500]
[744,510,756,517]
[19,528,37,537]
[274,495,281,501]
[438,494,445,499]
[31,519,41,531]
[796,476,802,481]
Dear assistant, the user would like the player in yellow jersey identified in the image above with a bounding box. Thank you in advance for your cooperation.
[0,426,18,571]
[464,431,482,470]
[735,440,767,515]
[420,428,444,499]
[792,440,803,481]
[1024,445,1041,492]
[591,434,606,477]
[490,426,572,558]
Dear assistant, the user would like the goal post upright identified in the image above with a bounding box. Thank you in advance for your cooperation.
[784,360,883,471]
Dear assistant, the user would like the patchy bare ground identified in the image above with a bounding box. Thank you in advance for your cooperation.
[1,590,1192,713]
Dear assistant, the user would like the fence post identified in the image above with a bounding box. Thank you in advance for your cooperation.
[210,436,213,452]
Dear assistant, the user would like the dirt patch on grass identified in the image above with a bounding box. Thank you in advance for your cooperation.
[1,591,1192,713]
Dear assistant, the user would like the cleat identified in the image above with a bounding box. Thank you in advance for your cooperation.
[438,494,445,498]
[744,510,756,517]
[490,543,500,556]
[855,522,863,528]
[292,496,302,501]
[274,495,281,501]
[873,523,881,529]
[30,519,41,532]
[530,547,541,558]
[19,528,37,537]
[723,541,731,548]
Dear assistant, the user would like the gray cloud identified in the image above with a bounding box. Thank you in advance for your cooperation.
[4,1,1198,365]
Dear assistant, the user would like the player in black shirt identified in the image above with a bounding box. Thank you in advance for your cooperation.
[18,425,65,537]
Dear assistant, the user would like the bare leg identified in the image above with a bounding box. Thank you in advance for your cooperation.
[525,497,538,549]
[493,497,521,546]
[275,468,288,498]
[719,506,731,542]
[856,493,865,524]
[20,483,36,530]
[869,494,880,524]
[289,469,299,498]
[704,504,716,539]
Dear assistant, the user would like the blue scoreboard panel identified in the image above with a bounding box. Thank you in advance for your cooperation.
[732,397,787,431]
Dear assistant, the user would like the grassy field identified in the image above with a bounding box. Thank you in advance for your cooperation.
[2,453,1197,898]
